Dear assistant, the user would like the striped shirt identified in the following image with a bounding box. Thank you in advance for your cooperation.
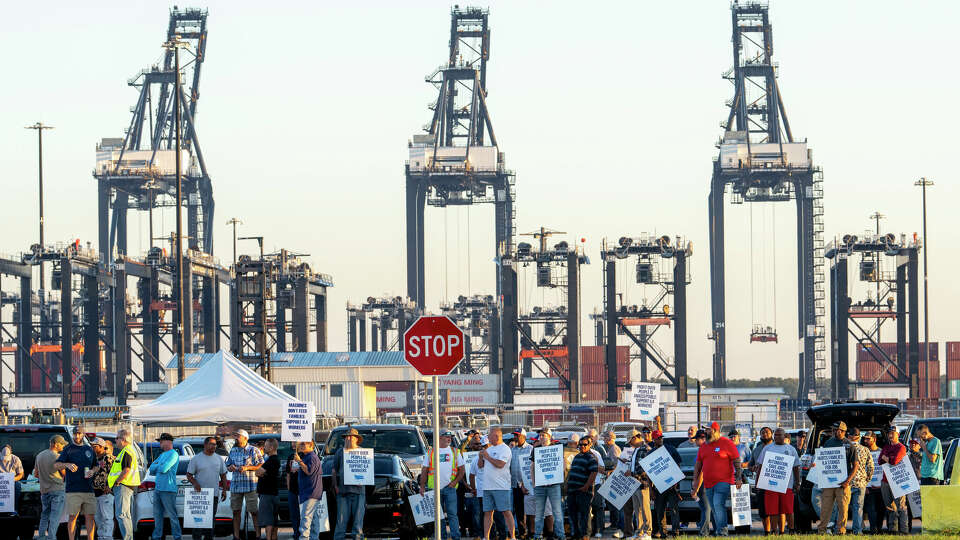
[226,444,264,493]
[566,452,598,491]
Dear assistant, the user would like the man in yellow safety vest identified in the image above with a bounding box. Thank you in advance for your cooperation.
[419,431,465,540]
[108,429,141,540]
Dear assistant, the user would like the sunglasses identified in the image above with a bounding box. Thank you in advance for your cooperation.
[578,442,589,447]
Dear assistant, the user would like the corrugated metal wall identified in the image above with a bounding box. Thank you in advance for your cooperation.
[546,345,629,402]
[291,381,375,418]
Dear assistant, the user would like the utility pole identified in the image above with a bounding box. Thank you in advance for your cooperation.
[144,178,159,249]
[25,122,54,289]
[914,178,934,398]
[227,218,243,267]
[165,35,190,383]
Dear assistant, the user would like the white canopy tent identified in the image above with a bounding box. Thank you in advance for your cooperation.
[130,350,296,424]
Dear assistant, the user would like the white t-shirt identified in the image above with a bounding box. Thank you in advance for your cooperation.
[481,443,513,491]
[434,446,455,487]
[757,443,800,490]
[470,457,484,497]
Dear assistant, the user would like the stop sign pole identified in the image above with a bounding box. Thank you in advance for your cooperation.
[403,315,465,540]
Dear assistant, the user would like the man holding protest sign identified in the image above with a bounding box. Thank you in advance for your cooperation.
[860,431,885,534]
[755,428,799,535]
[649,431,682,538]
[186,437,228,540]
[691,422,742,536]
[878,425,908,534]
[332,429,367,540]
[816,421,859,535]
[620,430,652,540]
[530,430,564,540]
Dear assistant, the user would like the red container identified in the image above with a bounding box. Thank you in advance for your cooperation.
[918,357,940,399]
[949,358,960,382]
[947,341,960,361]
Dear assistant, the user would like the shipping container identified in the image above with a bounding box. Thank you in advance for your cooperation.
[856,342,938,391]
[513,393,563,411]
[853,385,910,400]
[947,342,960,361]
[710,405,735,423]
[735,401,779,426]
[521,377,560,391]
[949,380,960,400]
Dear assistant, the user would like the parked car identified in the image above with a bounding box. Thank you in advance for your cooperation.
[601,421,645,440]
[139,440,196,463]
[444,415,464,429]
[794,401,900,531]
[944,438,959,485]
[176,435,233,457]
[133,455,237,540]
[319,452,427,540]
[904,417,960,446]
[323,424,428,479]
[0,424,83,540]
[551,424,589,444]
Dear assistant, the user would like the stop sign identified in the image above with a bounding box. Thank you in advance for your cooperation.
[403,316,465,376]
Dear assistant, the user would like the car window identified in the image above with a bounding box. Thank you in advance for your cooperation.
[915,421,960,444]
[177,460,191,475]
[324,429,424,456]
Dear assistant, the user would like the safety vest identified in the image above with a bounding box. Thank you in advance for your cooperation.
[108,444,141,488]
[425,447,460,489]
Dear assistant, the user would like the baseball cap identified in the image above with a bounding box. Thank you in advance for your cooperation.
[728,429,739,438]
[512,430,524,437]
[235,429,250,438]
[540,427,552,436]
[50,434,68,446]
[885,425,898,433]
[909,439,921,446]
[640,426,652,433]
[695,429,707,438]
[90,437,107,447]
[440,431,454,437]
[710,421,721,432]
[651,430,663,440]
[832,421,848,431]
[848,427,861,437]
[156,432,175,442]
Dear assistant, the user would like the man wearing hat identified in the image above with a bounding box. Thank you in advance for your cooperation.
[816,421,860,535]
[620,429,652,540]
[878,425,908,534]
[509,430,532,539]
[226,429,264,540]
[148,433,182,540]
[36,434,68,540]
[690,422,741,535]
[332,428,366,540]
[420,431,464,540]
[650,430,682,538]
[90,438,115,540]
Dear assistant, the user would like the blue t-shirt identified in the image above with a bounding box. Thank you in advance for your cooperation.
[57,443,97,493]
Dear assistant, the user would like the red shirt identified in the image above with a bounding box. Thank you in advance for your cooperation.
[880,442,906,484]
[696,437,740,489]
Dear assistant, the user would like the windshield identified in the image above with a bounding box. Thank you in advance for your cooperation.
[0,431,64,473]
[472,417,488,428]
[323,429,424,457]
[916,420,960,443]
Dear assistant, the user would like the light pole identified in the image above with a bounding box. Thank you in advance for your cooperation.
[226,218,243,267]
[914,178,933,398]
[164,35,190,383]
[25,122,54,289]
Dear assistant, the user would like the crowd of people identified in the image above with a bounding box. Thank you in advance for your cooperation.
[5,419,948,540]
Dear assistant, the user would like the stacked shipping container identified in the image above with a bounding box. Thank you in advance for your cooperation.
[547,345,630,402]
[855,342,939,399]
[948,342,960,399]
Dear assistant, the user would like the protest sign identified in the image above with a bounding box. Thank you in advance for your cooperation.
[463,451,479,473]
[598,462,641,509]
[344,448,375,485]
[409,491,446,525]
[315,492,331,532]
[629,382,660,420]
[520,449,533,488]
[814,447,847,488]
[757,451,795,494]
[883,460,920,498]
[183,488,214,530]
[639,446,683,493]
[534,445,564,486]
[0,473,13,512]
[868,450,883,488]
[730,484,752,528]
[805,457,821,486]
[907,489,921,517]
[281,401,316,442]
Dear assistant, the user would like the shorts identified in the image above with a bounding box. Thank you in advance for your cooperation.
[482,489,512,512]
[258,494,280,526]
[66,492,97,515]
[231,490,258,512]
[764,488,794,516]
[524,493,553,517]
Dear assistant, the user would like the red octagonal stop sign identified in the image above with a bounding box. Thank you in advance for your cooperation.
[403,315,465,376]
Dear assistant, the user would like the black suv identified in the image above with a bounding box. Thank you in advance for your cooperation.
[319,424,430,540]
[794,401,900,531]
[903,417,960,446]
[0,424,82,540]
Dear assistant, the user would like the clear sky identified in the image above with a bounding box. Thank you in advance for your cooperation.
[1,1,957,385]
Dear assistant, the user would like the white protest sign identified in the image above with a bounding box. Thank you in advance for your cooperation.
[409,491,446,525]
[534,445,564,486]
[882,460,920,498]
[805,457,821,486]
[639,446,683,493]
[907,490,921,517]
[868,450,882,488]
[814,447,847,488]
[598,462,641,510]
[315,492,331,532]
[520,448,533,488]
[463,451,479,473]
[282,401,316,442]
[730,483,752,528]
[0,473,14,512]
[344,448,375,485]
[629,382,660,420]
[183,488,214,530]
[757,451,795,494]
